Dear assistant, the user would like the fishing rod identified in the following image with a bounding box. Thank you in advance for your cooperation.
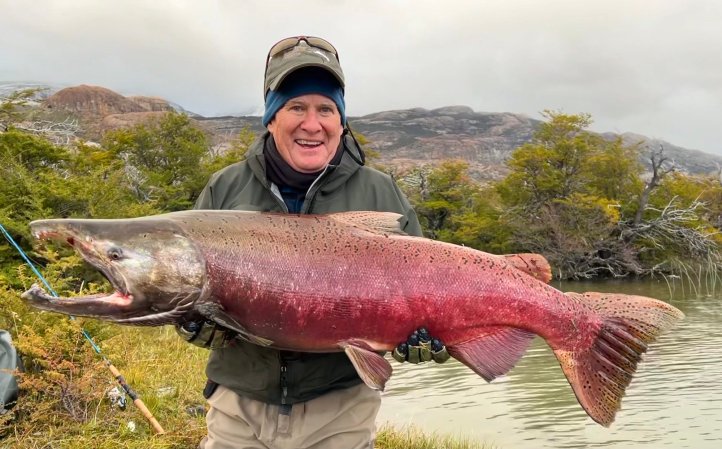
[0,222,166,434]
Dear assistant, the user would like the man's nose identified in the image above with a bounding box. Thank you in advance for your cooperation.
[300,110,323,133]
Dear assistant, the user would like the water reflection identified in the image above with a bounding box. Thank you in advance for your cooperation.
[378,279,722,448]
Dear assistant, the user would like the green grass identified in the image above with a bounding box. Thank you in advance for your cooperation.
[2,325,209,449]
[1,324,492,449]
[376,423,494,449]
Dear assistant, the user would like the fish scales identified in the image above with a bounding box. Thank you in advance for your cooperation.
[174,211,596,352]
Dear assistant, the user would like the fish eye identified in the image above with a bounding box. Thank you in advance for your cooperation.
[107,247,124,261]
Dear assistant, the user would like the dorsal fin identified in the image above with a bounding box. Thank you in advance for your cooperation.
[328,211,407,236]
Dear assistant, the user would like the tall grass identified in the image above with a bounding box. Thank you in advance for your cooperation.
[376,423,494,449]
[659,257,722,298]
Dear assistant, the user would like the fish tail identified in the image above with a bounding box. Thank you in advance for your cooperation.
[554,292,684,427]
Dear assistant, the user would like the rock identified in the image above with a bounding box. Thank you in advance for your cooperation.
[45,85,147,117]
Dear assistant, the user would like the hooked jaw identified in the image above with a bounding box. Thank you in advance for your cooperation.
[21,284,135,318]
[21,216,208,326]
[22,220,139,320]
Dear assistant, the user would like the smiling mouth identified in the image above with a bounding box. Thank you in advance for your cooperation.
[296,139,323,148]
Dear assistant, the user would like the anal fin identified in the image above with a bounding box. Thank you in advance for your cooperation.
[340,340,392,391]
[447,326,535,382]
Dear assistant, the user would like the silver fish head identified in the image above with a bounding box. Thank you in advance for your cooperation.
[22,215,207,325]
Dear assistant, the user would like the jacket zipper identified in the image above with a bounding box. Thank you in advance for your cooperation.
[301,165,335,214]
[272,165,335,404]
[280,359,288,405]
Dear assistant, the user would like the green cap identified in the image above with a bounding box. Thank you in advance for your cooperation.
[264,41,345,98]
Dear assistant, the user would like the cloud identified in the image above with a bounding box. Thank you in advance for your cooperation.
[1,0,721,155]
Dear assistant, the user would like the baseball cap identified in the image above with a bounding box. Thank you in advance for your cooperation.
[262,67,346,126]
[264,36,345,97]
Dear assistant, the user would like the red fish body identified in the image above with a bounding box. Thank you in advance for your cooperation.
[200,216,591,352]
[22,210,683,426]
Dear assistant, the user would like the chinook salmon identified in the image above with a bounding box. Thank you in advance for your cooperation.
[21,210,683,426]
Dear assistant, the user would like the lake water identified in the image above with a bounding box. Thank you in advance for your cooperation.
[377,279,722,448]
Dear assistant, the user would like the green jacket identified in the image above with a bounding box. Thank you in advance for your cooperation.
[195,131,422,404]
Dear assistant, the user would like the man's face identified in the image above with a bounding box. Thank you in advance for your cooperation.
[268,94,343,173]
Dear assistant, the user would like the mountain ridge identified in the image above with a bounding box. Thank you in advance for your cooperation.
[3,83,721,180]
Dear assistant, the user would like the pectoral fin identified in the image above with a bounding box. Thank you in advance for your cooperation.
[195,302,273,347]
[340,340,392,391]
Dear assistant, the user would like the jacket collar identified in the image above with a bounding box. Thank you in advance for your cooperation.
[247,131,365,193]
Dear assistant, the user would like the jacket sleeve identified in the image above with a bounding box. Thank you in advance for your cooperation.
[402,206,423,237]
[392,182,423,237]
[193,178,215,210]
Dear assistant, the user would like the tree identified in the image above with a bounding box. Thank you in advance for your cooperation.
[0,129,70,267]
[498,111,600,209]
[618,168,722,274]
[398,160,510,252]
[586,136,643,202]
[203,126,256,175]
[400,160,479,238]
[496,111,645,278]
[102,112,210,210]
[632,146,675,225]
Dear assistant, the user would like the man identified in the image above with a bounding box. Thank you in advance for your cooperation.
[180,36,447,449]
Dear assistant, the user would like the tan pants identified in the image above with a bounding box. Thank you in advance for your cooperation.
[198,383,381,449]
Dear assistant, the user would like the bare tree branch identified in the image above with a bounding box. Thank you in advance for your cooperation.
[633,145,676,225]
[15,118,81,146]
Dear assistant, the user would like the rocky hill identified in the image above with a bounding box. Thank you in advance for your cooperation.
[351,106,539,180]
[196,107,722,181]
[42,85,176,137]
[44,85,169,116]
[3,83,721,181]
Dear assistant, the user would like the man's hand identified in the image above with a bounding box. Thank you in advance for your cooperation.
[392,327,450,364]
[175,320,235,350]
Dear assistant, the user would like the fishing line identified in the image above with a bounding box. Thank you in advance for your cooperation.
[0,222,166,434]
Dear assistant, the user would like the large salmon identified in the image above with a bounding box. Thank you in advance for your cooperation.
[21,210,683,426]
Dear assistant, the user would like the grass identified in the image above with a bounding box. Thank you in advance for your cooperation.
[1,323,491,449]
[2,325,209,449]
[376,424,493,449]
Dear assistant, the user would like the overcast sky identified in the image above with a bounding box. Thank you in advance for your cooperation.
[2,0,721,157]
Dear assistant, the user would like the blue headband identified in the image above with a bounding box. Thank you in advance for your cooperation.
[262,67,346,127]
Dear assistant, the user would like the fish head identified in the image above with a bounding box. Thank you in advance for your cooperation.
[22,216,207,325]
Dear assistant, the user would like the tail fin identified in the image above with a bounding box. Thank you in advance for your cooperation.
[500,253,552,283]
[554,292,684,427]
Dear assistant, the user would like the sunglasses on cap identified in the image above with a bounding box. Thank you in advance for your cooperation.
[266,36,340,65]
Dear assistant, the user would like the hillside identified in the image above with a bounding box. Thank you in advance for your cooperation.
[196,107,722,181]
[3,83,721,181]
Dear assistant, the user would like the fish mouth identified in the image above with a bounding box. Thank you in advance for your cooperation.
[23,224,137,316]
[22,284,134,312]
[23,217,207,326]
